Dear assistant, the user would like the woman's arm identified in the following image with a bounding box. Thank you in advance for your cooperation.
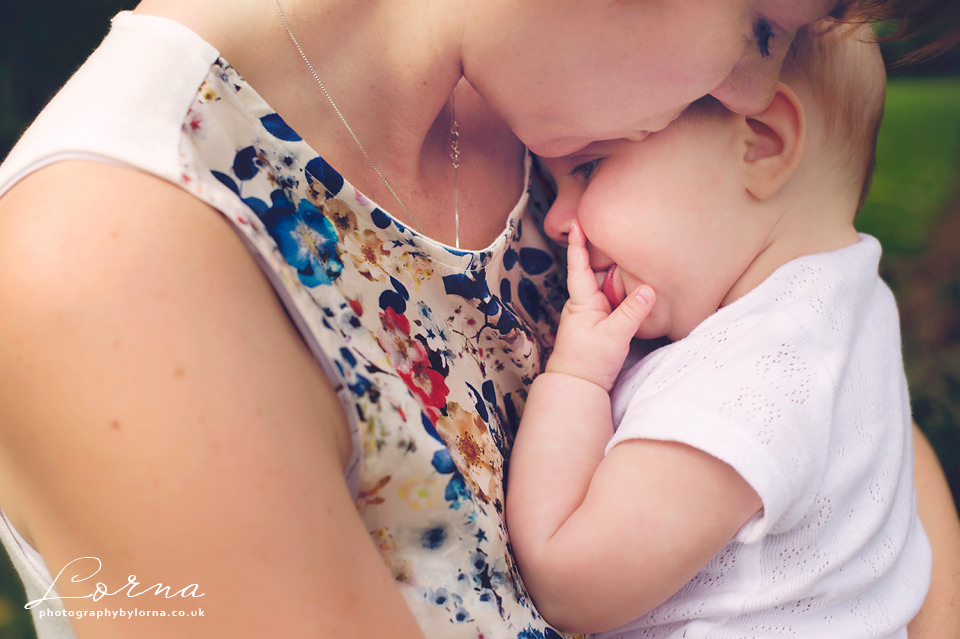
[0,162,427,639]
[909,424,960,638]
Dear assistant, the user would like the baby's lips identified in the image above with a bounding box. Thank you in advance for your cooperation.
[601,265,623,309]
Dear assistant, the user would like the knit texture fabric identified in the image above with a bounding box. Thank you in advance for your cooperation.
[600,236,931,639]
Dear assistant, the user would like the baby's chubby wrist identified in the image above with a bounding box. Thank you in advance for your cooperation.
[544,346,618,393]
[532,368,614,401]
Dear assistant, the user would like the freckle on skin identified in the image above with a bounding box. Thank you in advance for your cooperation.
[174,366,185,378]
[112,340,122,350]
[111,420,121,431]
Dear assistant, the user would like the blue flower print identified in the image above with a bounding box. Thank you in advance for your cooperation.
[443,271,523,339]
[519,626,566,639]
[518,247,553,275]
[445,472,472,510]
[422,527,446,550]
[184,58,573,637]
[260,113,303,142]
[259,190,344,287]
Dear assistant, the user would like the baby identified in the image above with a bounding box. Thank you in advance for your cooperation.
[507,22,931,639]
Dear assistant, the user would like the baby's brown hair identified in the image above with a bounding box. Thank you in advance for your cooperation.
[780,21,887,211]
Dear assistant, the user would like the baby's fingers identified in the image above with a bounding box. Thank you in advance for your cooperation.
[602,285,656,345]
[565,221,601,304]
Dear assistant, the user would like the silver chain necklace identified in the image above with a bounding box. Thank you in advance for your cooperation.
[270,0,462,248]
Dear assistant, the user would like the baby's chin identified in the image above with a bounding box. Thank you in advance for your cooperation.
[593,267,671,341]
[634,318,670,341]
[645,310,705,343]
[627,287,673,340]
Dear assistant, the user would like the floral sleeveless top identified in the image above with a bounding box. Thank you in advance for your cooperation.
[178,59,574,638]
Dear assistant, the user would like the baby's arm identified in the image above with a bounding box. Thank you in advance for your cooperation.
[506,223,761,634]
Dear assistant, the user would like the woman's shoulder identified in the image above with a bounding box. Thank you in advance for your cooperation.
[0,164,432,639]
[0,161,249,306]
[0,158,354,488]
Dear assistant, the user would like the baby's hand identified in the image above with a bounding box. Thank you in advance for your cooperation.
[546,221,655,392]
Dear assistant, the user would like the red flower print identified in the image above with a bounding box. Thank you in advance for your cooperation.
[399,361,450,421]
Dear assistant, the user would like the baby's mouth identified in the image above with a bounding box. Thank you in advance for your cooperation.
[599,265,624,309]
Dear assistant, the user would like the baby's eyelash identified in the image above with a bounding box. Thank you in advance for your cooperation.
[754,19,775,58]
[571,159,601,181]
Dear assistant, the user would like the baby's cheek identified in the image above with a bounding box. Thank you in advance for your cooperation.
[574,191,608,235]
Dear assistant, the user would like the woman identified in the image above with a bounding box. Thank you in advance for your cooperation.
[0,0,956,638]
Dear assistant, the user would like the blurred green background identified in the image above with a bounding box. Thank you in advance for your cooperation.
[0,3,959,638]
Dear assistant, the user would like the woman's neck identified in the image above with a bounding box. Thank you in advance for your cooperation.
[134,0,525,249]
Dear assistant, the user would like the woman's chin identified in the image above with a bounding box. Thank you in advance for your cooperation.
[526,134,590,159]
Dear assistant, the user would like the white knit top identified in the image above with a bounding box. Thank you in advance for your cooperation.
[599,236,931,639]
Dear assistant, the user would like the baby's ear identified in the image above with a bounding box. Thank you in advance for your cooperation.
[740,82,806,200]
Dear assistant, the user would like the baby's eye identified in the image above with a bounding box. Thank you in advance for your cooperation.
[754,19,774,58]
[570,159,601,181]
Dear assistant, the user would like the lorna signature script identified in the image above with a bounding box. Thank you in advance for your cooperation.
[26,557,205,609]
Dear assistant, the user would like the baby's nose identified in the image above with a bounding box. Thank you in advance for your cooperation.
[543,195,580,246]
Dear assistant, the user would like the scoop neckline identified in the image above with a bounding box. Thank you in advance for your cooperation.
[114,10,533,268]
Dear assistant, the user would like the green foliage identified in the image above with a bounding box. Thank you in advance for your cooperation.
[0,548,34,639]
[857,77,960,508]
[858,78,960,252]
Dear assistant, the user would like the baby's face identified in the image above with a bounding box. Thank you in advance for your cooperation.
[542,112,776,341]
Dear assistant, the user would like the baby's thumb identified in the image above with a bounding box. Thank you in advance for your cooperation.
[604,285,656,344]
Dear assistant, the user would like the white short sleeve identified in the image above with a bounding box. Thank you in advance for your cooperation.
[609,309,835,542]
[608,238,885,542]
[598,237,928,639]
